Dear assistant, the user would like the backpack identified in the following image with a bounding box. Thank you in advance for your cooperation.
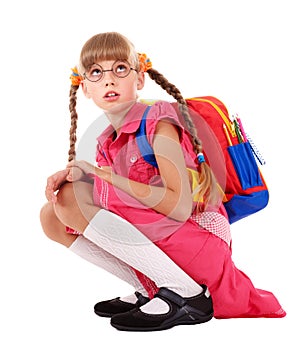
[137,96,269,224]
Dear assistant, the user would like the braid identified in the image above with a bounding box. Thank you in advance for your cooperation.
[147,68,202,155]
[68,84,79,162]
[147,68,220,209]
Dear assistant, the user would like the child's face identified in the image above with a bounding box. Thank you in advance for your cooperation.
[82,59,144,113]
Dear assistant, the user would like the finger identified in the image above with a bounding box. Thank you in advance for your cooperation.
[66,160,77,169]
[47,170,68,189]
[45,177,56,193]
[45,171,66,201]
[45,187,56,203]
[51,194,57,204]
[66,172,73,182]
[66,167,83,182]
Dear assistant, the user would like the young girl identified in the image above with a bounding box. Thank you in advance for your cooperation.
[40,32,286,332]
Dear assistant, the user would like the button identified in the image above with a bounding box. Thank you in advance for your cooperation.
[130,154,138,163]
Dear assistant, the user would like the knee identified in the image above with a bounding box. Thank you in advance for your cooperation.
[40,202,51,236]
[55,181,95,226]
[39,202,60,241]
[54,182,76,222]
[56,182,74,208]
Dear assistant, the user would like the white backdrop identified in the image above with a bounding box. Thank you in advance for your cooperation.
[0,0,298,340]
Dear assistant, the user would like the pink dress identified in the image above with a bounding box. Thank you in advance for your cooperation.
[79,101,286,318]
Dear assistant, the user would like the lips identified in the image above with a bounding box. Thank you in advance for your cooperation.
[104,91,120,101]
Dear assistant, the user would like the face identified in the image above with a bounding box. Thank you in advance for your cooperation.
[82,60,145,114]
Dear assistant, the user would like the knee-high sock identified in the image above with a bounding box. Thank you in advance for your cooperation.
[83,210,202,298]
[69,235,148,297]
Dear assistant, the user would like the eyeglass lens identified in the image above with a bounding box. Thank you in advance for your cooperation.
[85,60,133,82]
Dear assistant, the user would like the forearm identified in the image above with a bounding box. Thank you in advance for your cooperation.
[109,172,193,222]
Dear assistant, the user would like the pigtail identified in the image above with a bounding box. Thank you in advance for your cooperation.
[68,67,83,162]
[68,84,79,161]
[146,67,221,210]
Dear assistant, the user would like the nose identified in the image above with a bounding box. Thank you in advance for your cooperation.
[105,80,115,86]
[103,70,116,86]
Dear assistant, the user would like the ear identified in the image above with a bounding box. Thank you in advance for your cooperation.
[137,72,145,90]
[81,82,91,99]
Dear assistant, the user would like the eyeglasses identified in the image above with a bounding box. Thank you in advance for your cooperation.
[84,60,137,82]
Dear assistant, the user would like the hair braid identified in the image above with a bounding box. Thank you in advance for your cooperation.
[147,68,202,155]
[68,84,79,162]
[147,68,220,209]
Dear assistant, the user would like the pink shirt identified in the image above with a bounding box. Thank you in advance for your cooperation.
[93,101,230,243]
[96,101,198,182]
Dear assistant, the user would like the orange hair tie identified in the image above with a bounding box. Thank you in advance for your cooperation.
[138,53,152,72]
[70,67,83,86]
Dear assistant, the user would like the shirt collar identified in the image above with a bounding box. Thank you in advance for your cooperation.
[119,102,148,133]
[97,102,148,144]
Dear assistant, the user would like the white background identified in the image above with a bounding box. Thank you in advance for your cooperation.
[0,0,298,340]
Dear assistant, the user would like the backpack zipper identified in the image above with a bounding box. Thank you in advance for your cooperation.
[187,97,236,137]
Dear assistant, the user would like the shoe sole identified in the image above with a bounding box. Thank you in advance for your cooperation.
[111,312,214,332]
[94,310,114,318]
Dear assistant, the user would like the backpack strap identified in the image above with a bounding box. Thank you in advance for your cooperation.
[136,106,158,168]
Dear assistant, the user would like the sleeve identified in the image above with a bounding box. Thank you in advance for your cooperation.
[146,101,199,171]
[146,101,185,146]
[95,140,110,167]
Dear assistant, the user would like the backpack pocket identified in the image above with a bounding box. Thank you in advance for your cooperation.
[227,141,263,190]
[224,190,269,223]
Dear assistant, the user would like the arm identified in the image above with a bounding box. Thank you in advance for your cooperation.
[68,120,193,222]
[112,120,193,221]
[45,169,71,203]
[45,167,94,203]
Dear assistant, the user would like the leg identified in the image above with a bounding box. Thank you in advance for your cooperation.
[39,182,148,295]
[53,181,100,234]
[40,180,98,246]
[81,209,213,330]
[40,201,77,247]
[46,181,212,330]
[52,182,204,297]
[82,209,203,297]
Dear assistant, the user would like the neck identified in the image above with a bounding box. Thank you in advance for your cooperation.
[104,100,136,133]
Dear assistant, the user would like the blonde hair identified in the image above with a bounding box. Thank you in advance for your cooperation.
[68,32,220,209]
[78,32,139,73]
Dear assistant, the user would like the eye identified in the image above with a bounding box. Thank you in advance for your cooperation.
[114,61,130,75]
[87,64,103,79]
[91,67,102,76]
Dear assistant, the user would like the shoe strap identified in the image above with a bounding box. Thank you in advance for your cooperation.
[155,288,186,307]
[134,292,149,305]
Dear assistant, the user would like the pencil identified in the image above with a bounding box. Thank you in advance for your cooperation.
[223,124,232,146]
[233,119,243,143]
[236,115,247,142]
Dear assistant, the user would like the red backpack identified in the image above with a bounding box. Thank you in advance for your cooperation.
[137,96,269,224]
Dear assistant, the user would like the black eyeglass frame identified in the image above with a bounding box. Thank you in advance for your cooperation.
[83,60,138,82]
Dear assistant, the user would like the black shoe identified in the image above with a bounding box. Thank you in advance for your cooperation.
[94,292,149,317]
[110,285,213,331]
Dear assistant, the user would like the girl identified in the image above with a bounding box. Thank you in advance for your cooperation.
[40,32,285,332]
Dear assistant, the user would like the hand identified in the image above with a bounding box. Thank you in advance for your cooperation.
[67,160,112,183]
[66,160,95,176]
[65,166,86,183]
[45,169,70,203]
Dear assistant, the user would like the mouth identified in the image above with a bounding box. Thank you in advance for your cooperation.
[104,91,120,101]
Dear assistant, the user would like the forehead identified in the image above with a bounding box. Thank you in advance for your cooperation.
[89,59,132,68]
[85,60,114,72]
[94,60,117,67]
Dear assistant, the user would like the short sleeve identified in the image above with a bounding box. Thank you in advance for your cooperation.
[95,141,110,167]
[145,101,185,146]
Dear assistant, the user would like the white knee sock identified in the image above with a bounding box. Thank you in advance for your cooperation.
[83,210,203,299]
[69,235,148,298]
